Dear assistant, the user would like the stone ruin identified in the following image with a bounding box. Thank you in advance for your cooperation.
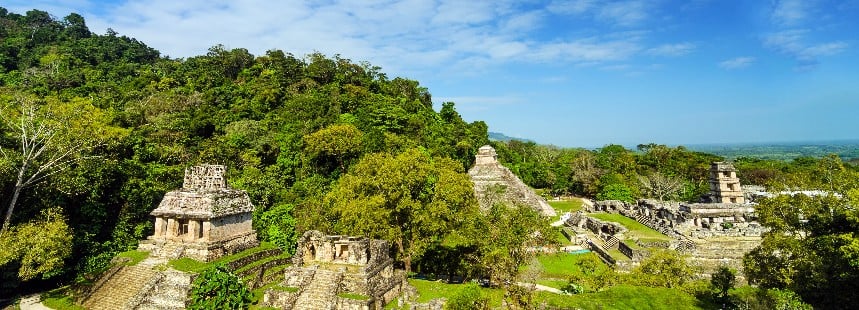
[263,230,406,310]
[565,161,762,275]
[709,161,745,203]
[468,145,556,217]
[138,164,258,262]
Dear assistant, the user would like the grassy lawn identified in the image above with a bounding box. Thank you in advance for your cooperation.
[169,242,279,273]
[536,285,703,309]
[549,199,584,214]
[40,286,86,310]
[536,252,607,279]
[406,279,504,306]
[115,250,150,266]
[588,213,670,241]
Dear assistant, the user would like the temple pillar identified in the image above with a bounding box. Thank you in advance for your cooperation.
[167,218,178,238]
[187,220,200,241]
[154,217,165,238]
[202,221,212,241]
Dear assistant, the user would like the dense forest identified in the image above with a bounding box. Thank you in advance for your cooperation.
[1,8,858,309]
[0,7,490,294]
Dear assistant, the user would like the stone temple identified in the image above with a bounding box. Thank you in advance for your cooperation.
[709,161,745,204]
[263,230,405,310]
[138,164,258,261]
[468,145,556,217]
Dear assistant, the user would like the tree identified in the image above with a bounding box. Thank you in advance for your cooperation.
[258,204,299,255]
[326,148,478,274]
[744,190,859,309]
[187,264,253,310]
[632,249,695,288]
[596,182,635,202]
[474,204,554,308]
[638,172,685,201]
[0,207,72,280]
[1,95,126,234]
[710,266,736,299]
[303,123,363,172]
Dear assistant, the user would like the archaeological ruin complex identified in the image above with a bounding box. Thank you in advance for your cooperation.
[564,161,761,275]
[138,164,258,261]
[468,145,556,217]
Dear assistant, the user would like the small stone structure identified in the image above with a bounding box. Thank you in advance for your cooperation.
[139,164,258,261]
[709,162,745,203]
[264,230,406,310]
[468,145,556,216]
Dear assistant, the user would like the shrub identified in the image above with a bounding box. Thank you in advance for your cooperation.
[445,283,489,310]
[187,265,252,310]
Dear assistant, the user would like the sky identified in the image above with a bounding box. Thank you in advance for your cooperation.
[5,0,859,147]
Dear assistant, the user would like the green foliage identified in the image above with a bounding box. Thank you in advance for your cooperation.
[444,283,490,310]
[258,204,298,255]
[631,250,695,288]
[327,148,479,273]
[0,207,72,280]
[744,189,859,309]
[188,264,253,310]
[596,183,635,202]
[710,266,736,299]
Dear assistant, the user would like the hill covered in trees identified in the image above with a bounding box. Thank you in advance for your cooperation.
[0,7,488,293]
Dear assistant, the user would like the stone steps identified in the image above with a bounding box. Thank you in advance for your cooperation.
[293,269,343,310]
[136,270,194,310]
[82,265,159,310]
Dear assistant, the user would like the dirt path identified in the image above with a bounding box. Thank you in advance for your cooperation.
[18,295,51,310]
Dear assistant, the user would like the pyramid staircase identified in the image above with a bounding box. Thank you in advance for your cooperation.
[81,264,159,310]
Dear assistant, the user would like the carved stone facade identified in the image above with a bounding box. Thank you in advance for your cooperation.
[468,145,556,217]
[709,162,745,204]
[264,231,405,310]
[139,164,258,262]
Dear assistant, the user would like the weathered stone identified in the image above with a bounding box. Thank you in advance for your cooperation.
[468,145,556,216]
[265,230,405,310]
[139,164,258,262]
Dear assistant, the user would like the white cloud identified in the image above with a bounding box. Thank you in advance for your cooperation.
[647,42,696,56]
[719,57,755,70]
[598,1,650,27]
[763,30,847,68]
[771,0,811,26]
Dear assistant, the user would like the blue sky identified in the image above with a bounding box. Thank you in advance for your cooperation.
[6,0,859,147]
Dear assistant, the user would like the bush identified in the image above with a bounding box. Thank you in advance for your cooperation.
[596,183,635,202]
[187,265,253,310]
[258,204,299,255]
[445,283,489,310]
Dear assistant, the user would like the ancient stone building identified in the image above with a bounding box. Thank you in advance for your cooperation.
[138,164,258,261]
[709,161,745,203]
[264,231,405,310]
[468,145,556,216]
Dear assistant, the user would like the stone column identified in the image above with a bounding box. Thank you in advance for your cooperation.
[202,221,212,241]
[187,220,200,241]
[154,217,165,238]
[167,218,178,238]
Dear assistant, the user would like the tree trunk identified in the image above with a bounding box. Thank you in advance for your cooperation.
[1,185,22,235]
[2,161,29,235]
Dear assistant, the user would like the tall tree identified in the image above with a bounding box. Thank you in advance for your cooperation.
[326,148,478,273]
[0,95,125,234]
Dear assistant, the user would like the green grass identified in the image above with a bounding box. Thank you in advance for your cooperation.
[607,249,629,261]
[337,292,370,300]
[536,285,703,309]
[536,279,569,289]
[549,199,584,213]
[40,286,86,310]
[588,213,671,241]
[116,250,150,266]
[234,253,292,275]
[168,242,280,273]
[536,252,609,279]
[555,229,573,245]
[407,279,504,305]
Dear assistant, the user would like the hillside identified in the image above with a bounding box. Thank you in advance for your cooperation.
[0,7,487,294]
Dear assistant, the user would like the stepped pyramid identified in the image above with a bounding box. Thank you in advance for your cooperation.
[468,145,556,217]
